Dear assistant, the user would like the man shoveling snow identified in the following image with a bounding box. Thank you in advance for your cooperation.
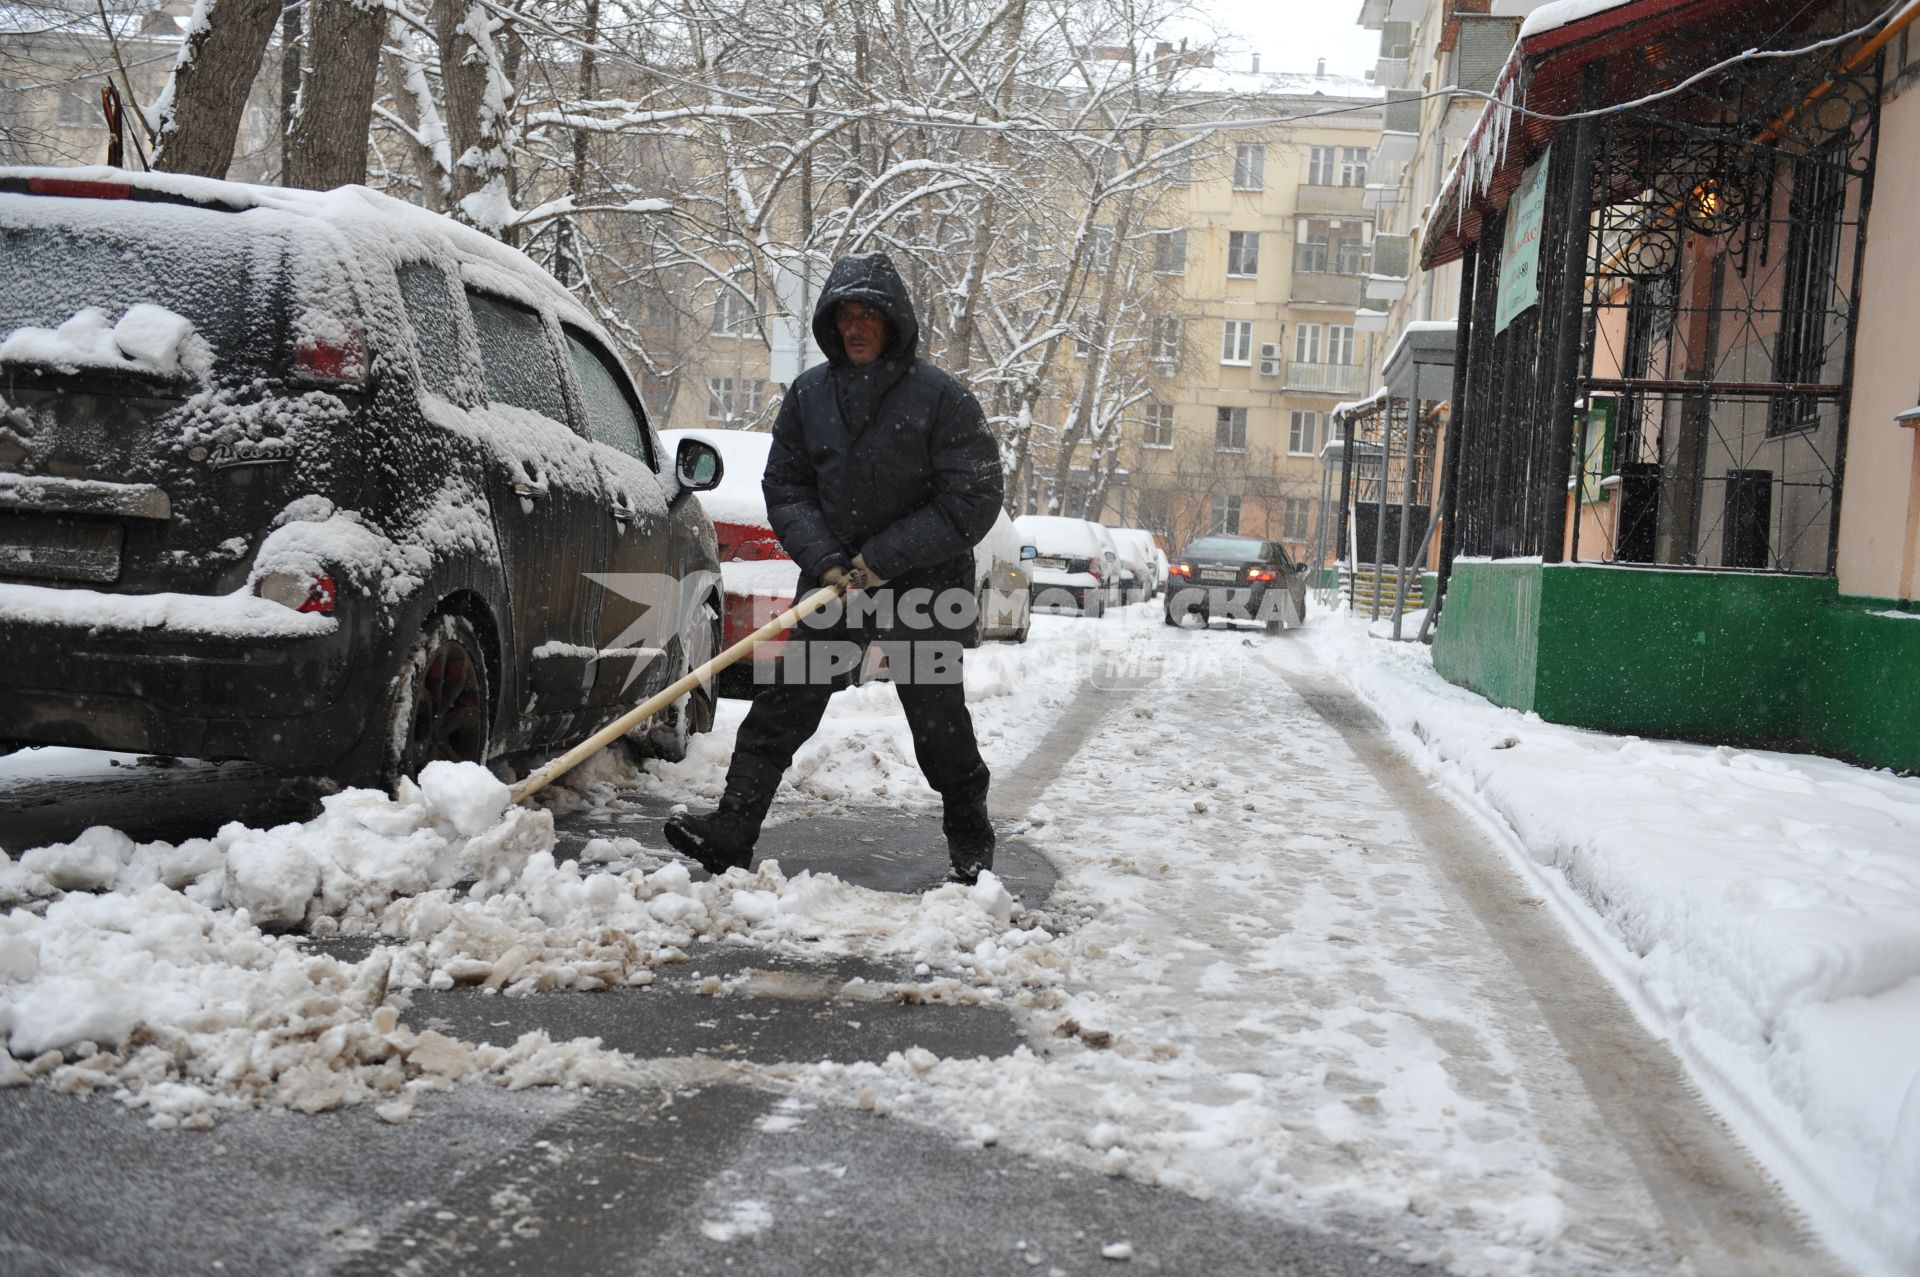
[664,253,1003,886]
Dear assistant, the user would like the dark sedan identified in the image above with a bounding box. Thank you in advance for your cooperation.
[1163,536,1307,634]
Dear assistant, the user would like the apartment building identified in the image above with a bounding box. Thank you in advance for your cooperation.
[1101,65,1382,558]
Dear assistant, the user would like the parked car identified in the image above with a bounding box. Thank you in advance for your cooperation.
[0,167,725,786]
[1015,514,1120,616]
[1165,535,1308,634]
[972,508,1033,644]
[658,428,797,696]
[1107,526,1161,603]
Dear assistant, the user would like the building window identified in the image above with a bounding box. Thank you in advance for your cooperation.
[1294,322,1323,363]
[1289,410,1317,455]
[1153,228,1187,274]
[1221,320,1253,365]
[1769,150,1846,435]
[1210,493,1243,534]
[1143,403,1174,448]
[706,376,766,421]
[1164,150,1194,186]
[1138,489,1172,536]
[1340,147,1370,187]
[1283,497,1310,541]
[59,84,102,127]
[1307,146,1336,185]
[1295,233,1329,275]
[1152,316,1182,365]
[710,288,755,337]
[1328,325,1357,365]
[1086,225,1115,274]
[1233,144,1266,191]
[1334,234,1369,275]
[1227,231,1260,277]
[1215,406,1247,451]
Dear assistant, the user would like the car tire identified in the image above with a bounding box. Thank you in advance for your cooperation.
[632,598,721,764]
[1163,606,1180,627]
[1264,616,1283,636]
[963,586,987,649]
[383,613,492,790]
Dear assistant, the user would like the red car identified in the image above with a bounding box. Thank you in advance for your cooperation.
[660,429,797,695]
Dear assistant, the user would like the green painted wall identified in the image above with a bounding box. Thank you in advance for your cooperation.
[1805,600,1920,773]
[1432,560,1541,710]
[1433,561,1920,773]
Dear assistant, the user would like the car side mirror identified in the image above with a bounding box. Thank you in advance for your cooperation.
[1020,545,1038,560]
[675,438,723,492]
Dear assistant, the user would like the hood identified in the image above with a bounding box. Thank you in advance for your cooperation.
[811,252,919,368]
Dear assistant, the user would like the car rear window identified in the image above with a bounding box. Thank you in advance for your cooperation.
[466,289,567,422]
[1185,536,1264,559]
[0,203,286,380]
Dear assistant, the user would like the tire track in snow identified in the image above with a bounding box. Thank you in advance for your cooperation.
[1261,652,1836,1277]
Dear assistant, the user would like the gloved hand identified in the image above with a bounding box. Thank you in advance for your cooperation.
[850,553,887,590]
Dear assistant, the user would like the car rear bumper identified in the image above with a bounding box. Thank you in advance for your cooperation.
[1165,583,1284,622]
[0,582,372,767]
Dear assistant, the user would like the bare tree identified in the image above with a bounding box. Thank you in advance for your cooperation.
[284,0,385,189]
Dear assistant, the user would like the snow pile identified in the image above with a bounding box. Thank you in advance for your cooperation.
[0,303,212,379]
[1308,611,1920,1276]
[1,762,550,929]
[0,886,629,1126]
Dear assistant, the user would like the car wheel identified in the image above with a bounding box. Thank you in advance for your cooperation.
[1264,616,1283,636]
[384,613,492,789]
[633,598,721,763]
[963,586,986,649]
[1163,606,1180,627]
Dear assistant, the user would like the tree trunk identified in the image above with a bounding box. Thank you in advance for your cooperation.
[285,0,383,189]
[152,0,281,178]
[432,0,510,216]
[278,0,301,182]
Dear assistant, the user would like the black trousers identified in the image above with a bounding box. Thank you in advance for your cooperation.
[722,625,990,837]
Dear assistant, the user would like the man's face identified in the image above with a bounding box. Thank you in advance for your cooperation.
[836,301,889,366]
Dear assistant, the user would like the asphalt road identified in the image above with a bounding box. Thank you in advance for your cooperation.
[0,711,1435,1276]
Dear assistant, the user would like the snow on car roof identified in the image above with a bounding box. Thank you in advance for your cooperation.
[660,428,773,528]
[1014,514,1105,555]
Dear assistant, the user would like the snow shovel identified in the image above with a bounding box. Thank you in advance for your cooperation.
[508,575,855,804]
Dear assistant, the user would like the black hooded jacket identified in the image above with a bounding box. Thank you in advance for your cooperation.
[762,252,1004,615]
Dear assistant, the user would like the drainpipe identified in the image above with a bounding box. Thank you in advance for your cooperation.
[1391,364,1423,638]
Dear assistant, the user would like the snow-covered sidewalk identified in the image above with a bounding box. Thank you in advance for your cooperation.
[1305,606,1920,1277]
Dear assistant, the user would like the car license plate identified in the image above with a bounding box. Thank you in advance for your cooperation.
[1035,556,1068,570]
[1200,568,1236,582]
[0,514,123,583]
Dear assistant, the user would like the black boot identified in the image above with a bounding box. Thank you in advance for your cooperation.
[942,793,995,885]
[663,802,761,875]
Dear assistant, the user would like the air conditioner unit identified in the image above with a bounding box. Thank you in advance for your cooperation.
[1258,343,1282,376]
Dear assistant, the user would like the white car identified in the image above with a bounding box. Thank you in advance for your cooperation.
[1106,527,1161,603]
[972,508,1033,644]
[1015,514,1120,617]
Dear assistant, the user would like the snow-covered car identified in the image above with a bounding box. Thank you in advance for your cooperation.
[657,427,800,695]
[0,166,726,786]
[1165,535,1308,634]
[1106,526,1161,603]
[971,507,1032,644]
[1015,514,1119,617]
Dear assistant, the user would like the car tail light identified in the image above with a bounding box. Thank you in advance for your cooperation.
[27,177,132,200]
[1086,559,1102,581]
[1169,562,1192,577]
[737,537,788,561]
[255,571,336,614]
[1247,568,1275,582]
[293,332,367,386]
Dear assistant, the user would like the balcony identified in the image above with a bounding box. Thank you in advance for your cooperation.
[1374,55,1409,88]
[1295,183,1369,216]
[1284,361,1365,396]
[1289,270,1366,307]
[1361,182,1400,212]
[1383,89,1421,136]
